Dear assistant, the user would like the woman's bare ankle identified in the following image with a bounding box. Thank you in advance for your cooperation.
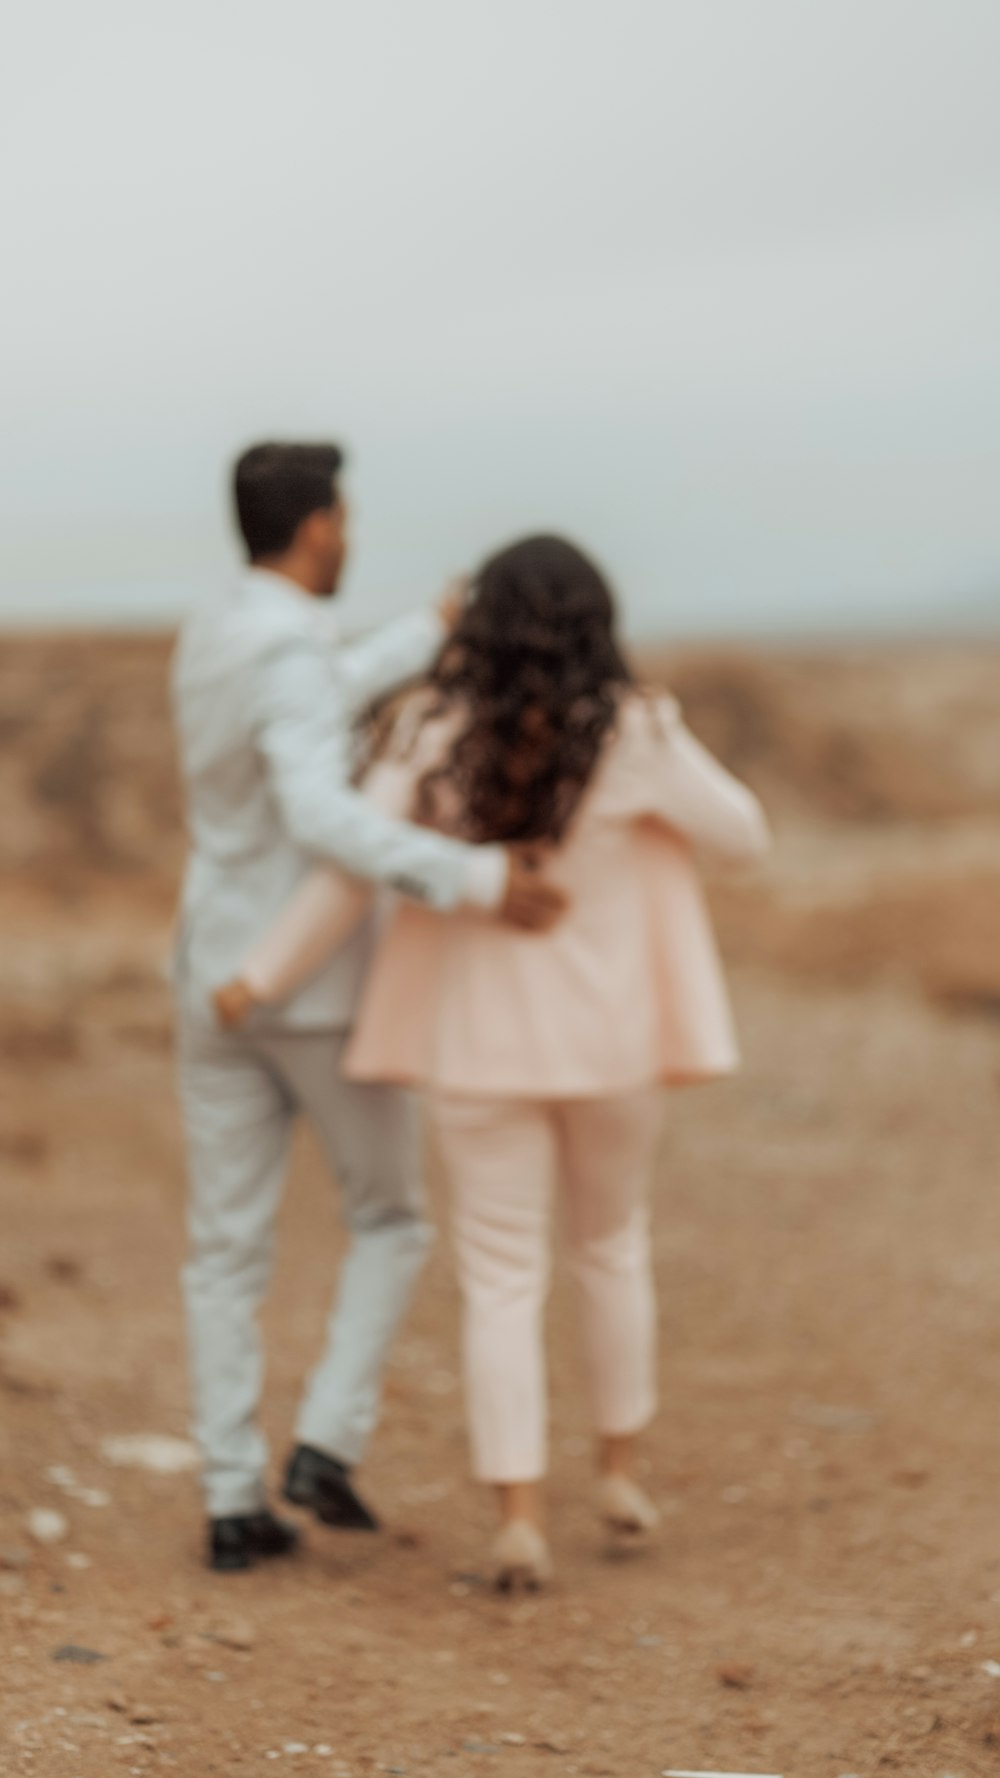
[495,1479,544,1529]
[598,1432,637,1480]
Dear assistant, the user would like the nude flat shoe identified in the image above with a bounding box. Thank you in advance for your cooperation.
[598,1474,661,1540]
[492,1520,554,1592]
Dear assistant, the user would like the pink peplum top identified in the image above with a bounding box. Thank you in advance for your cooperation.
[241,691,771,1097]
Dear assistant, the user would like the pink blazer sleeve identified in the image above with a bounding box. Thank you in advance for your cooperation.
[601,694,771,862]
[241,735,430,1006]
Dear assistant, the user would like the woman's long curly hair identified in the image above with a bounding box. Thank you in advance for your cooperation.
[412,535,635,845]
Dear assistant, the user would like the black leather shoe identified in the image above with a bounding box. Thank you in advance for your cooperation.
[282,1444,381,1532]
[208,1509,301,1573]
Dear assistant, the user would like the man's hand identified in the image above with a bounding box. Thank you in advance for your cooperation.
[499,846,569,932]
[437,574,471,633]
[212,978,260,1029]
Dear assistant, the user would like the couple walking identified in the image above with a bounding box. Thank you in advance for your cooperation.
[171,441,769,1587]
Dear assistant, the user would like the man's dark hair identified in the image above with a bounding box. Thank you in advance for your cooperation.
[233,441,344,559]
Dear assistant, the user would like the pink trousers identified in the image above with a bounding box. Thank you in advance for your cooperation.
[429,1086,663,1484]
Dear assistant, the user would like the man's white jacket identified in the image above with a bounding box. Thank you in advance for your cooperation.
[171,568,501,1028]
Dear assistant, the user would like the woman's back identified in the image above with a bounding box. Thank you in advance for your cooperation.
[345,690,768,1097]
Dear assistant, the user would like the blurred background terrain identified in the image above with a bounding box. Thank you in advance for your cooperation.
[4,635,1000,1776]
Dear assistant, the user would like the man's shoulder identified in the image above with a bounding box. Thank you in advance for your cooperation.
[176,581,321,679]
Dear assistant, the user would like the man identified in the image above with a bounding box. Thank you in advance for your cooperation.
[172,441,563,1571]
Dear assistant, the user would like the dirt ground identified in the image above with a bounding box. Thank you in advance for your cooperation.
[4,637,1000,1778]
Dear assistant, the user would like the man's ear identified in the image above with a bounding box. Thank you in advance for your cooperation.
[301,507,334,550]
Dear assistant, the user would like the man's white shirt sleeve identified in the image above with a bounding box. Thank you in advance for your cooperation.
[336,608,446,714]
[462,846,508,910]
[250,628,507,911]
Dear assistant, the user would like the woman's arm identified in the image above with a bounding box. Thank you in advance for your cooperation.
[616,697,771,862]
[225,747,423,1013]
[240,870,375,1006]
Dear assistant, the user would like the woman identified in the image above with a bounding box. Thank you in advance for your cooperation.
[215,535,770,1589]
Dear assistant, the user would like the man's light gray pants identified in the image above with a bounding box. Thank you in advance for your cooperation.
[176,1013,432,1519]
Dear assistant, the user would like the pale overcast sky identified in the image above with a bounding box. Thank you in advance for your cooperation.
[2,0,999,637]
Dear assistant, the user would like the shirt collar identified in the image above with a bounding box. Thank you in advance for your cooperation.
[241,566,341,641]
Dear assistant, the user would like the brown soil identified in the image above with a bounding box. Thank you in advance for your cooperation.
[4,636,1000,1778]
